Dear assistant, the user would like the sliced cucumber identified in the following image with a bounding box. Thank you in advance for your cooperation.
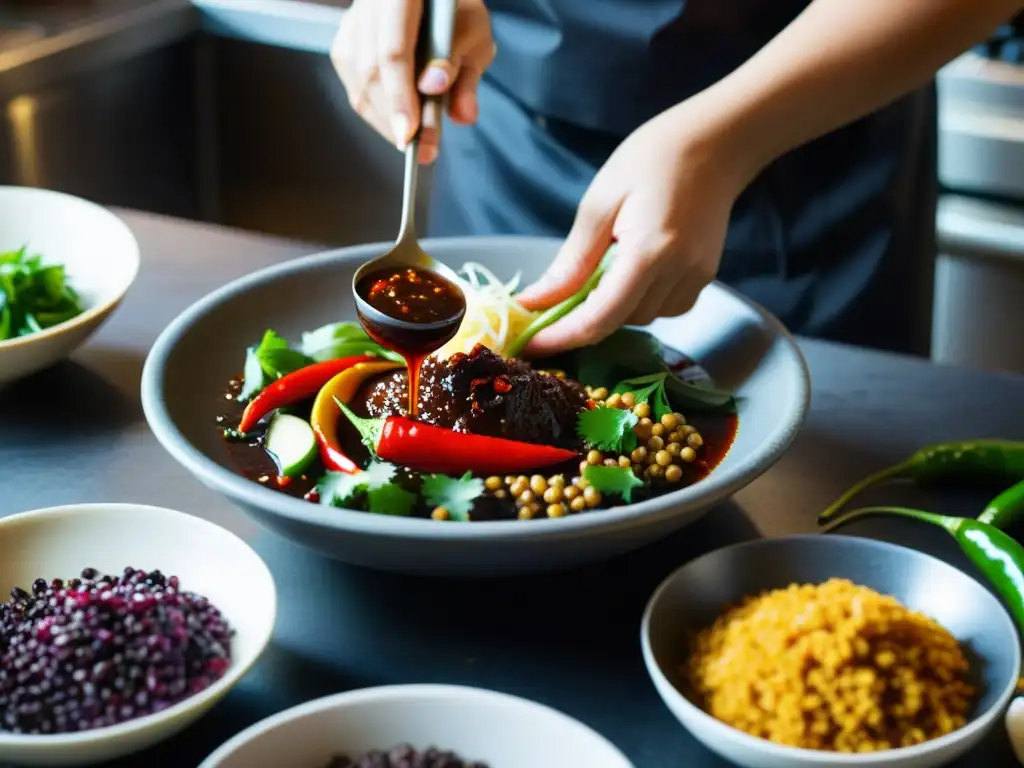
[264,413,317,477]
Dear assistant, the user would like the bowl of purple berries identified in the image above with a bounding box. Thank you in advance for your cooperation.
[199,684,633,768]
[0,502,277,766]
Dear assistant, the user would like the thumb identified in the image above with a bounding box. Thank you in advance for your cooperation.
[517,201,615,310]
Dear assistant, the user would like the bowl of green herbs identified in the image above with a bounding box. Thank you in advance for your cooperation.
[0,187,138,385]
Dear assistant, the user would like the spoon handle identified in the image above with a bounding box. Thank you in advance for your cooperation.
[399,0,457,244]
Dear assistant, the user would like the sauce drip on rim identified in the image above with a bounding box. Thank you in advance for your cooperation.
[355,266,465,416]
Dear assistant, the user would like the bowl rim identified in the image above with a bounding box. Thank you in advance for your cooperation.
[0,186,140,351]
[639,533,1023,765]
[141,235,811,541]
[197,683,634,767]
[0,502,278,749]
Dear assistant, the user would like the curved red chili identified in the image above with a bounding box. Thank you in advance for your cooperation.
[238,355,375,433]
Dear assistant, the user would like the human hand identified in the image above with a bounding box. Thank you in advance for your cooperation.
[330,0,496,164]
[516,100,759,357]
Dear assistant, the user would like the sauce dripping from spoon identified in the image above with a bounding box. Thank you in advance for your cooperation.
[355,266,465,416]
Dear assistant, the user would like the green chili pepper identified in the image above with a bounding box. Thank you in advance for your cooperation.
[505,246,617,359]
[824,506,1024,639]
[817,439,1024,524]
[979,478,1024,529]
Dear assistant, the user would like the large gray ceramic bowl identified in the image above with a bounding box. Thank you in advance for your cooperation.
[141,237,809,575]
[641,535,1021,768]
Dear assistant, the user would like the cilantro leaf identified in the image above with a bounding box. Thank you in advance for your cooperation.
[583,464,644,503]
[253,329,315,378]
[317,461,414,516]
[367,483,418,516]
[317,471,365,507]
[577,406,638,454]
[421,471,485,522]
[614,373,673,420]
[0,245,85,341]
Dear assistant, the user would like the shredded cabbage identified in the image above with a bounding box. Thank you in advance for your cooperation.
[435,262,538,359]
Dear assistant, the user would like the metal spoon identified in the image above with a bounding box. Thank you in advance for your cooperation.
[352,0,461,332]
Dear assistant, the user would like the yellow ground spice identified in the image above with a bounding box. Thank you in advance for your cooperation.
[684,578,975,753]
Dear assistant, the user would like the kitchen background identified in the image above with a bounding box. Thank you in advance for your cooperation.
[1,0,1021,373]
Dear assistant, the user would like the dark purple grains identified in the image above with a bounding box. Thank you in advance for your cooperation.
[325,745,489,768]
[0,566,234,735]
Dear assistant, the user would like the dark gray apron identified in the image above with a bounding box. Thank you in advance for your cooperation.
[428,0,937,356]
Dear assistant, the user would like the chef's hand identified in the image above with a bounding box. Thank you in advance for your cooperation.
[330,0,496,165]
[516,99,758,356]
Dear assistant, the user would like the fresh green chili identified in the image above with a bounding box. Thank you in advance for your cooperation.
[824,506,1024,638]
[979,478,1024,529]
[504,245,617,359]
[817,439,1024,523]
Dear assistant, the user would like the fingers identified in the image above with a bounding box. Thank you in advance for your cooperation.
[448,63,482,125]
[376,0,423,148]
[523,247,652,357]
[517,193,618,310]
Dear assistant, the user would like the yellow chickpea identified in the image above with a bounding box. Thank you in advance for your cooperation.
[666,442,682,457]
[687,432,704,450]
[680,446,697,463]
[543,486,563,504]
[484,476,502,491]
[631,446,648,463]
[647,435,665,452]
[655,450,672,467]
[564,485,580,500]
[431,507,450,521]
[518,490,535,505]
[586,449,602,465]
[673,412,686,426]
[651,423,665,438]
[620,392,636,409]
[530,475,547,494]
[591,387,609,401]
[618,455,631,468]
[548,474,566,489]
[605,392,622,408]
[510,477,529,496]
[582,486,601,507]
[665,464,683,483]
[667,430,683,443]
[570,496,587,513]
[547,503,567,518]
[660,413,678,430]
[646,464,664,479]
[633,402,651,419]
[518,505,536,520]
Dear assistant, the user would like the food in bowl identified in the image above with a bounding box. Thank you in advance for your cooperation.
[0,566,234,735]
[326,744,488,768]
[683,578,975,753]
[217,261,738,521]
[0,245,85,341]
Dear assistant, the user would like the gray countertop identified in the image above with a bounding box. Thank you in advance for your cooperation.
[2,209,1024,767]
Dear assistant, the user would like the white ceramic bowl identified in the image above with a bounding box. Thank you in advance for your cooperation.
[0,503,277,766]
[142,237,811,576]
[0,186,139,385]
[199,684,634,768]
[641,535,1021,768]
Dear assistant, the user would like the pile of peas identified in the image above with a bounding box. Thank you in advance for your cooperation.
[454,386,705,521]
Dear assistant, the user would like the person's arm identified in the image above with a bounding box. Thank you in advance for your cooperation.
[705,0,1024,185]
[519,0,1024,355]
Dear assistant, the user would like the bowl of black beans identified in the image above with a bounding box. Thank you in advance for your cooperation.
[0,502,276,766]
[199,684,634,768]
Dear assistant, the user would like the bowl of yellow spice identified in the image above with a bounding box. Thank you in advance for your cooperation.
[640,535,1020,768]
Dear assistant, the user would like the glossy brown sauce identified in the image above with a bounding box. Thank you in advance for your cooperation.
[355,266,465,416]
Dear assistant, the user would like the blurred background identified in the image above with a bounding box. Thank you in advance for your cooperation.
[1,0,1023,373]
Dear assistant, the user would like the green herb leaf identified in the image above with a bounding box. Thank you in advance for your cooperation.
[542,328,736,413]
[421,471,485,522]
[366,483,418,516]
[334,398,384,457]
[614,372,673,420]
[0,246,84,339]
[318,461,415,516]
[577,406,638,453]
[238,346,265,402]
[582,464,644,503]
[317,471,365,507]
[299,322,403,363]
[252,329,315,378]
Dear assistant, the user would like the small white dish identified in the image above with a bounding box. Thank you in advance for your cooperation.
[641,535,1020,768]
[0,186,139,385]
[200,684,634,768]
[0,503,277,766]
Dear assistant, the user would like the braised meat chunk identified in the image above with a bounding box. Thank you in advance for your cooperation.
[362,344,588,449]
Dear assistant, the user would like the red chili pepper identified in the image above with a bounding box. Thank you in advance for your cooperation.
[336,401,578,474]
[238,356,375,432]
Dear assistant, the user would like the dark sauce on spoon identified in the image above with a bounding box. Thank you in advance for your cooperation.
[355,266,465,416]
